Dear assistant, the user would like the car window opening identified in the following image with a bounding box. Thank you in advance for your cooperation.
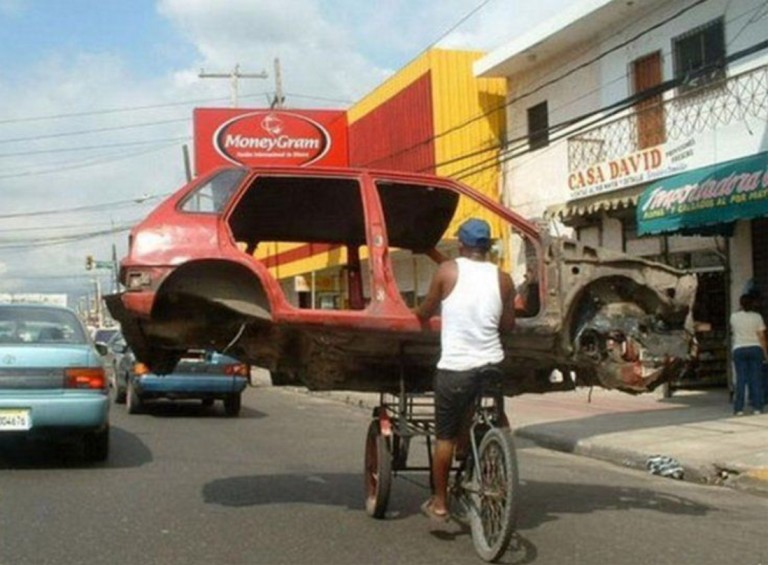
[222,174,542,316]
[228,175,369,311]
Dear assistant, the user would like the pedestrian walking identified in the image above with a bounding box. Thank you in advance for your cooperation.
[729,292,767,415]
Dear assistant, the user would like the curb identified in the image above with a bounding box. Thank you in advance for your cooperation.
[514,427,721,486]
[292,387,768,498]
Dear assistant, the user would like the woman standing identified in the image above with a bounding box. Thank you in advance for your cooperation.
[730,292,767,415]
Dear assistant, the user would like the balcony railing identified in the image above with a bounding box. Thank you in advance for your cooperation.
[567,64,768,173]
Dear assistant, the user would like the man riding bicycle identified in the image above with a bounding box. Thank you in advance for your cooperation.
[414,218,516,521]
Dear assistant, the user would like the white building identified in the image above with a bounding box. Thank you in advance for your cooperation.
[476,0,768,387]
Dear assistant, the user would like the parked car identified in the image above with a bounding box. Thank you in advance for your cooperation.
[115,347,249,416]
[0,304,110,461]
[106,166,697,396]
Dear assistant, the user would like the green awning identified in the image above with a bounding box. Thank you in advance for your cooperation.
[637,151,768,236]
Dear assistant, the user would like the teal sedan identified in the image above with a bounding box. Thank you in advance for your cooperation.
[0,304,110,462]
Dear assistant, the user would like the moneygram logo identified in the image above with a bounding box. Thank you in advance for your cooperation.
[213,111,331,167]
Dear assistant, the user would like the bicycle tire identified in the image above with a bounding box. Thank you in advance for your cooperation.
[467,427,519,562]
[363,419,392,519]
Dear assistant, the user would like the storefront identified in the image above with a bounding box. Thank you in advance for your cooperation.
[636,151,768,391]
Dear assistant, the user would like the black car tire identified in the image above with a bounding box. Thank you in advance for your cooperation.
[223,393,241,417]
[114,378,127,404]
[83,425,110,462]
[127,379,143,415]
[201,398,215,408]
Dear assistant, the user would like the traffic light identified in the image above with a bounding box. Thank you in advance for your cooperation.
[85,255,94,270]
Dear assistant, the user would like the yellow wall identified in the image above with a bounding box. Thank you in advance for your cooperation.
[272,49,507,279]
[428,49,507,238]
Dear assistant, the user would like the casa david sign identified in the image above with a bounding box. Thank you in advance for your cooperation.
[568,140,696,199]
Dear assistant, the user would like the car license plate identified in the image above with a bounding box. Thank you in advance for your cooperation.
[0,409,31,431]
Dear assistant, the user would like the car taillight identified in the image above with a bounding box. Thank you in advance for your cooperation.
[134,362,150,376]
[65,368,106,390]
[224,363,250,376]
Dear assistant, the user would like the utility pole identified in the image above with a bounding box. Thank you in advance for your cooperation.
[198,63,268,108]
[182,144,192,182]
[111,243,119,293]
[270,58,285,109]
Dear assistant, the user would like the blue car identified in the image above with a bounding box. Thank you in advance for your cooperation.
[116,348,249,417]
[0,304,110,461]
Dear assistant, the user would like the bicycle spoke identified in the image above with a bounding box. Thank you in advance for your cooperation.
[479,440,508,545]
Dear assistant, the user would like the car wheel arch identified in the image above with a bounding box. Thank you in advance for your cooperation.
[153,259,274,321]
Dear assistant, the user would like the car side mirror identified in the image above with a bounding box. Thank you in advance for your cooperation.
[95,342,109,356]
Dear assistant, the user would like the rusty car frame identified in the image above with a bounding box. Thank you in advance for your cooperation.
[106,166,697,396]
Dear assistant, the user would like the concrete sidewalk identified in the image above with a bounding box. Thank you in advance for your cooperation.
[279,376,768,497]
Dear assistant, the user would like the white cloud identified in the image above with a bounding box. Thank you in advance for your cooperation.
[158,0,390,103]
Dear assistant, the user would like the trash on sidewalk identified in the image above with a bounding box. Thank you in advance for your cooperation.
[646,455,684,480]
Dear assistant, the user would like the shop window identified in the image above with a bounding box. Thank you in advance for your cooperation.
[673,18,726,92]
[527,101,549,151]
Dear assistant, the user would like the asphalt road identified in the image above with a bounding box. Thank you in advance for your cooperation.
[1,386,767,565]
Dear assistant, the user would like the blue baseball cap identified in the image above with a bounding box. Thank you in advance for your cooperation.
[457,218,491,249]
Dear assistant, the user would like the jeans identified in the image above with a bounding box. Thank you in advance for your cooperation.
[732,346,765,413]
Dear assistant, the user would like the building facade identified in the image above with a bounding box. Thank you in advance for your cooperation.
[476,0,768,387]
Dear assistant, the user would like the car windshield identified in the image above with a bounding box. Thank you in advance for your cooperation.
[0,306,86,344]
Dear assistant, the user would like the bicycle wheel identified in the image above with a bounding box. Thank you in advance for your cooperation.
[363,419,392,519]
[467,427,518,562]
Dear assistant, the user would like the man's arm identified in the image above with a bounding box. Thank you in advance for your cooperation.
[414,261,453,322]
[498,271,517,333]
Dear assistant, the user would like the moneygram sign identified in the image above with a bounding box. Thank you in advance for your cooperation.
[194,108,348,175]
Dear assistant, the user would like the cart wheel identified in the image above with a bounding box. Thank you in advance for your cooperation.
[392,433,410,471]
[364,419,392,519]
[468,427,518,563]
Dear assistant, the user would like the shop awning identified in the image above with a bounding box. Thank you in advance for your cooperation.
[637,151,768,236]
[546,184,647,222]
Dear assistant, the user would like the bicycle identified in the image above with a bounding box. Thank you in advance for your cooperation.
[448,367,519,561]
[363,366,519,563]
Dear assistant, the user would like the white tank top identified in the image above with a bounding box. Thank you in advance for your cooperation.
[437,257,504,371]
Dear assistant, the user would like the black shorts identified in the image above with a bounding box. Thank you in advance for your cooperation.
[433,368,484,440]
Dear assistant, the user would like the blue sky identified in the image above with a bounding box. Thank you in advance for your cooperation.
[0,0,570,304]
[0,1,193,76]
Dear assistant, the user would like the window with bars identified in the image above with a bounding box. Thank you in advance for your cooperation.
[673,18,726,92]
[527,101,549,151]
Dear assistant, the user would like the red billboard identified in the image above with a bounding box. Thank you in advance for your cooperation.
[193,108,349,175]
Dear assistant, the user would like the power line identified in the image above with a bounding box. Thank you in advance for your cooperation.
[0,92,270,125]
[0,117,189,145]
[0,140,181,180]
[0,194,166,219]
[0,224,134,249]
[283,92,355,105]
[361,0,711,169]
[448,37,768,183]
[0,218,144,233]
[0,136,190,158]
[392,0,496,78]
